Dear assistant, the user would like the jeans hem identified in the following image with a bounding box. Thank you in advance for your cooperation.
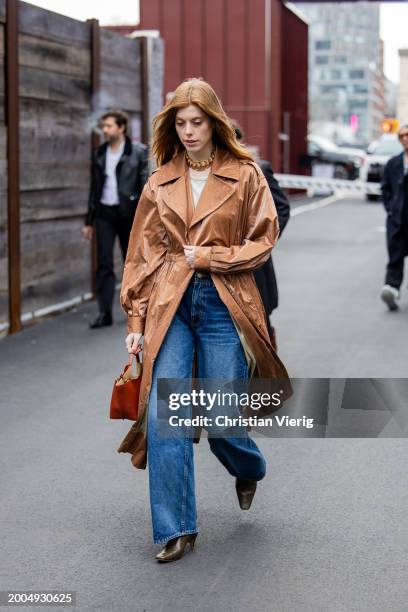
[154,529,199,546]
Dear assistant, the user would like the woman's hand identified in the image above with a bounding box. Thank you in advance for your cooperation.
[182,244,196,268]
[125,332,143,355]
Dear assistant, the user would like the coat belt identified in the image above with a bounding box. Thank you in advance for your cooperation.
[164,252,186,261]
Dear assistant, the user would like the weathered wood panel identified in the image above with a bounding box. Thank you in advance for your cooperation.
[0,15,6,324]
[99,70,142,112]
[20,188,90,223]
[0,20,5,124]
[0,25,4,129]
[99,30,142,112]
[0,204,7,321]
[20,162,89,191]
[0,121,5,159]
[20,218,91,313]
[19,33,90,78]
[0,3,163,324]
[19,98,89,130]
[20,219,124,316]
[19,66,90,107]
[20,128,90,163]
[0,159,7,190]
[19,2,90,48]
[0,189,7,228]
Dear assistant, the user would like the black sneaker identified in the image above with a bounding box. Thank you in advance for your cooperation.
[89,311,113,329]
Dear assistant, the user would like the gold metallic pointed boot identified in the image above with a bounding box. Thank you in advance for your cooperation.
[236,478,257,510]
[155,533,198,563]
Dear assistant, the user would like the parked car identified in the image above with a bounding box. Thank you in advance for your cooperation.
[336,140,369,153]
[361,135,404,201]
[307,134,363,180]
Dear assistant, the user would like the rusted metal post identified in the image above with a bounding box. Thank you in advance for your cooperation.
[6,0,21,333]
[88,18,100,296]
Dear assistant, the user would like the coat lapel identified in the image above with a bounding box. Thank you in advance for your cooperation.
[156,148,240,230]
[189,148,240,228]
[162,175,189,227]
[189,173,235,228]
[157,153,188,227]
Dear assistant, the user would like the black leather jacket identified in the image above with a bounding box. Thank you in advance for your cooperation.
[381,153,406,224]
[253,159,290,314]
[85,136,149,225]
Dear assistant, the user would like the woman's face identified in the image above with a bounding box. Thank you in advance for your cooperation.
[175,104,213,157]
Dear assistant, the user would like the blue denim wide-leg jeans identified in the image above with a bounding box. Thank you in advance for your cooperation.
[147,273,266,544]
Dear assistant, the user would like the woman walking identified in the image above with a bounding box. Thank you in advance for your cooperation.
[118,78,290,562]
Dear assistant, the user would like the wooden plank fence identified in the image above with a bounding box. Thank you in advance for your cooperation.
[0,0,163,333]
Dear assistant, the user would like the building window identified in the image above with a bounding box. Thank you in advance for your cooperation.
[315,40,331,50]
[316,56,329,65]
[334,56,347,64]
[349,99,368,109]
[349,69,365,79]
[320,85,346,94]
[353,84,368,94]
[331,69,342,80]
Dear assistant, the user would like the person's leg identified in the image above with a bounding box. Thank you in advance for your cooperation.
[385,218,405,289]
[194,276,266,482]
[147,287,197,544]
[94,205,117,314]
[117,215,134,262]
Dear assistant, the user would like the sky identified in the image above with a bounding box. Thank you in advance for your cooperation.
[23,0,140,25]
[24,0,407,83]
[380,2,408,83]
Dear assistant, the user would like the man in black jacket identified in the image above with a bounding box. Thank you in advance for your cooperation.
[233,123,290,349]
[380,124,408,311]
[255,158,290,346]
[82,110,148,328]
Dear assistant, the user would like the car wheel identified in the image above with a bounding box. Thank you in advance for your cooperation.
[366,194,379,202]
[334,165,348,180]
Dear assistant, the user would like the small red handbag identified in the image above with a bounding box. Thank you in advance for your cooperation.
[109,353,142,420]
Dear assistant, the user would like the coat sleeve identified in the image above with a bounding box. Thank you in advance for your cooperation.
[120,179,168,334]
[135,144,149,203]
[193,165,280,273]
[259,160,290,235]
[381,160,392,214]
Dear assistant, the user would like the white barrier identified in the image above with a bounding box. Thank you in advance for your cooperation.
[274,174,382,196]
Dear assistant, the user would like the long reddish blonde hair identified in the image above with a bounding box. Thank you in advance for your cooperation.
[152,78,253,166]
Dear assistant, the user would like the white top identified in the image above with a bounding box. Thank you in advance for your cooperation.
[101,140,125,205]
[189,167,211,208]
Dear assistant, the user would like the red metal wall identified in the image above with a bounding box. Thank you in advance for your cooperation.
[134,0,308,173]
[281,5,309,175]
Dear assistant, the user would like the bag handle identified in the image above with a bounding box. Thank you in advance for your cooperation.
[128,352,141,366]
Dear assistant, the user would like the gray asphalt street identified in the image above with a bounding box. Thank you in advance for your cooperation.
[275,193,408,377]
[1,194,407,612]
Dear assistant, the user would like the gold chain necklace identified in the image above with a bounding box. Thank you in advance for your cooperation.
[186,149,216,170]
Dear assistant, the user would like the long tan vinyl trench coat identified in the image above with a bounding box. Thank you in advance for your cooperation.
[117,147,291,469]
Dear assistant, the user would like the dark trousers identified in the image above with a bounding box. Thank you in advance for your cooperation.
[385,191,408,289]
[95,204,133,313]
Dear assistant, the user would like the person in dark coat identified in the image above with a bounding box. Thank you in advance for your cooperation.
[380,124,408,311]
[233,123,290,349]
[82,109,149,328]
